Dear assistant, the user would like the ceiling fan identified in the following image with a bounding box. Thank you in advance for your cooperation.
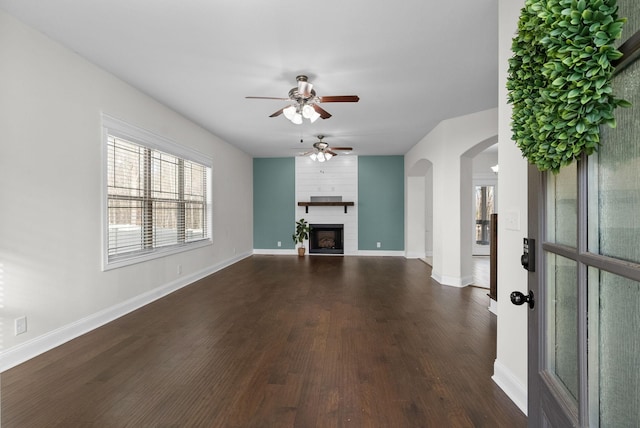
[301,135,353,162]
[246,75,359,124]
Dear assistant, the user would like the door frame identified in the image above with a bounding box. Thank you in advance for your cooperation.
[527,163,546,427]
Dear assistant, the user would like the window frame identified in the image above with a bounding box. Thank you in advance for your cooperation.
[101,114,213,271]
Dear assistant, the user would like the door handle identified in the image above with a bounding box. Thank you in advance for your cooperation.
[510,290,535,309]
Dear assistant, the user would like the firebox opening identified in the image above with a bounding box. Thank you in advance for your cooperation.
[309,224,344,254]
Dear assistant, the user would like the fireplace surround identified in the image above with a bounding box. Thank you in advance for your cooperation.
[309,224,344,254]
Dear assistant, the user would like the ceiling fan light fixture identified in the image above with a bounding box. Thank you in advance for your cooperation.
[291,112,303,125]
[306,136,351,162]
[309,110,321,123]
[302,104,315,119]
[283,105,296,120]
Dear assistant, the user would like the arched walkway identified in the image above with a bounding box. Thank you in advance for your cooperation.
[459,136,499,284]
[405,108,498,287]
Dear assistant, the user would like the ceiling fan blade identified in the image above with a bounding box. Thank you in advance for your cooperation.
[246,96,289,100]
[319,95,360,103]
[300,150,314,156]
[329,147,353,151]
[312,104,332,119]
[327,150,338,156]
[269,108,285,117]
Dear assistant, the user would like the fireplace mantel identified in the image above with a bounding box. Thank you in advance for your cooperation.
[298,201,355,214]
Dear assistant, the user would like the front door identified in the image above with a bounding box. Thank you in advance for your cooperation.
[525,28,640,428]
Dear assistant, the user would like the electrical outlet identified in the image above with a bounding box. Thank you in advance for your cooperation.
[277,241,282,247]
[177,264,182,275]
[376,242,381,248]
[15,316,27,335]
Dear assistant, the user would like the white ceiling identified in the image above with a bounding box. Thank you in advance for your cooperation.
[1,0,498,158]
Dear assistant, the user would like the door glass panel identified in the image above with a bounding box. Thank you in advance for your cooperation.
[588,58,640,263]
[546,162,577,246]
[588,268,640,427]
[617,1,640,44]
[546,252,579,402]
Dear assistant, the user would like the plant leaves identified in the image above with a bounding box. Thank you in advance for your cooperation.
[506,0,630,172]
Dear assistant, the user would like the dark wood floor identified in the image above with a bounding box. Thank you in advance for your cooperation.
[2,256,526,427]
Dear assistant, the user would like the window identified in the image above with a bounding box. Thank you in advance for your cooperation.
[102,115,212,269]
[474,185,495,245]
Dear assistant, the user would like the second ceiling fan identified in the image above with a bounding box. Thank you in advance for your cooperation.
[246,75,359,124]
[301,135,353,162]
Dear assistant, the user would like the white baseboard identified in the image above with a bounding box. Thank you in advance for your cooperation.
[0,252,252,373]
[356,250,405,257]
[431,272,473,288]
[492,359,528,415]
[488,298,498,315]
[404,251,426,259]
[253,249,296,255]
[253,249,409,258]
[253,249,406,257]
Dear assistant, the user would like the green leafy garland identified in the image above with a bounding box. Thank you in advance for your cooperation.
[507,0,629,172]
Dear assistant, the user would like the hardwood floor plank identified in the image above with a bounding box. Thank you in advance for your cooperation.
[2,256,526,427]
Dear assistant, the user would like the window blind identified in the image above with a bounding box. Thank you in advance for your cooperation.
[107,135,209,261]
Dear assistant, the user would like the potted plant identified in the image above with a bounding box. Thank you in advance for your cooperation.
[292,218,310,256]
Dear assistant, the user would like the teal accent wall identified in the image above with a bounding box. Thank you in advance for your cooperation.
[358,156,405,250]
[253,158,295,249]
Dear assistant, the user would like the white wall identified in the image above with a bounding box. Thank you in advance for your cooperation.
[0,10,253,370]
[406,159,433,259]
[406,175,426,258]
[295,156,358,254]
[405,108,498,287]
[424,166,434,257]
[473,151,499,176]
[492,0,529,415]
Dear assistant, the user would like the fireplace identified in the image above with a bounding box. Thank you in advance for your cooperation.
[309,224,344,254]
